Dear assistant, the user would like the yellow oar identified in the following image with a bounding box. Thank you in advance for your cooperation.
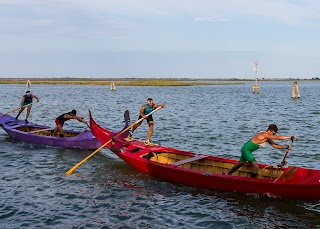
[65,105,163,175]
[0,103,34,118]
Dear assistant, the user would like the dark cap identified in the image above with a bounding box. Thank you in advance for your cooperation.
[147,98,153,101]
[71,109,77,115]
[26,90,30,93]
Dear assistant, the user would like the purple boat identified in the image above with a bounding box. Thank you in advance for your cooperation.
[0,112,102,149]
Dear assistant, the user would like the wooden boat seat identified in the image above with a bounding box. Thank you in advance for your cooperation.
[171,155,208,166]
[4,120,19,126]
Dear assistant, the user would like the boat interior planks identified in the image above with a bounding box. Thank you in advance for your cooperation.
[141,151,283,179]
[16,126,79,138]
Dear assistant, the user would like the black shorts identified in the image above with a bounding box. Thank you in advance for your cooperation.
[138,115,153,123]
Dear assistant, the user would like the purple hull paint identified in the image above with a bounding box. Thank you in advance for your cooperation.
[0,112,102,149]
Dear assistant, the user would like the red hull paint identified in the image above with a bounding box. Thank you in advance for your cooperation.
[90,112,320,200]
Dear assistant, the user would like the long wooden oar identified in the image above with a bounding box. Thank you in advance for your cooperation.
[30,128,53,134]
[65,106,163,175]
[0,103,34,118]
[85,122,91,129]
[278,139,294,168]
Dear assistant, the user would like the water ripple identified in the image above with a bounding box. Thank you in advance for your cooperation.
[1,82,320,228]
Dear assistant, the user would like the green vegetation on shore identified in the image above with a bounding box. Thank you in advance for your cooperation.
[0,78,245,86]
[3,77,317,86]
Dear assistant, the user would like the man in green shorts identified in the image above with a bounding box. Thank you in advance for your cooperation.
[227,124,296,178]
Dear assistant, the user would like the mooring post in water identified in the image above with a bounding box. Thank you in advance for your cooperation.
[252,60,260,94]
[26,78,31,88]
[292,81,300,98]
[110,81,116,91]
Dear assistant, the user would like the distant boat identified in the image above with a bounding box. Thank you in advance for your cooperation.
[110,81,116,91]
[292,81,300,98]
[26,79,31,88]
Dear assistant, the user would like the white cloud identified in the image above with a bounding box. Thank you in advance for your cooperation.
[194,17,228,22]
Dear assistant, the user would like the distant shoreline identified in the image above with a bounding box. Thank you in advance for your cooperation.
[0,77,319,86]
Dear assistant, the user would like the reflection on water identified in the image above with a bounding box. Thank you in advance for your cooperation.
[0,82,320,228]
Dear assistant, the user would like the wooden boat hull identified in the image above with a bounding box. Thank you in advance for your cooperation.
[90,112,320,200]
[0,113,102,149]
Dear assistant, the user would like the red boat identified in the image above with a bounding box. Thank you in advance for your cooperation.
[90,112,320,200]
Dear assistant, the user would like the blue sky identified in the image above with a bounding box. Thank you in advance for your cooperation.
[0,0,319,78]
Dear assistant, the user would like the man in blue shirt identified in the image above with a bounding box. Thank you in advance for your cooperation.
[128,98,164,146]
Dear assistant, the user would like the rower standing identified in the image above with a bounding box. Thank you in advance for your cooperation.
[15,90,40,123]
[128,98,164,146]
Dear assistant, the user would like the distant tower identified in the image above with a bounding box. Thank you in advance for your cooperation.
[292,81,300,98]
[252,60,260,94]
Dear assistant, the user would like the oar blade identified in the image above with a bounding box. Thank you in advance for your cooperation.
[124,110,130,126]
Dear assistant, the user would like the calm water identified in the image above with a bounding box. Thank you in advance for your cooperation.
[0,82,320,228]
